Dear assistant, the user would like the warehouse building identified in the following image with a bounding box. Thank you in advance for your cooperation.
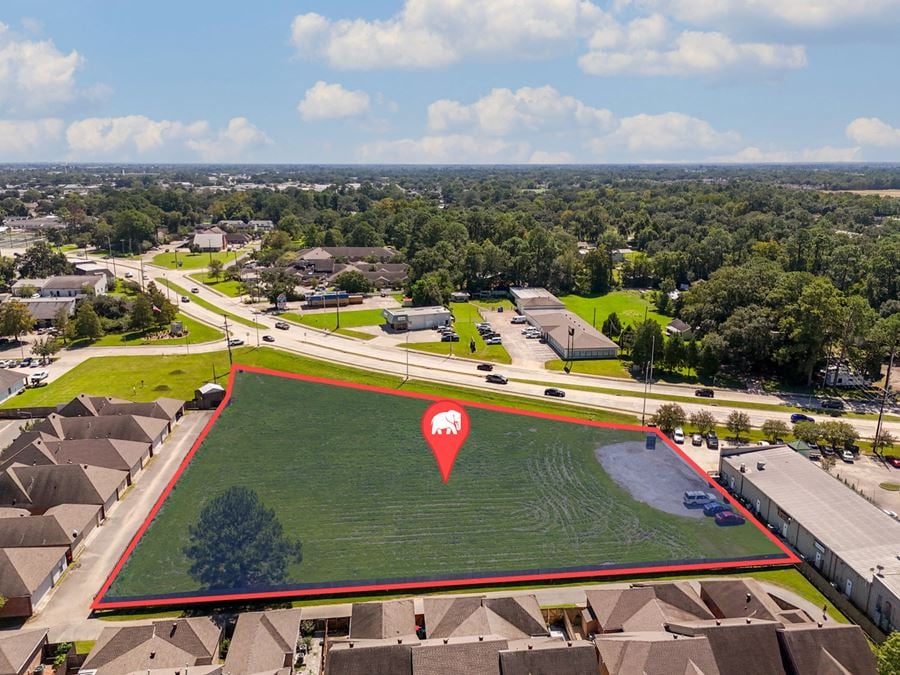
[720,445,900,633]
[382,306,452,331]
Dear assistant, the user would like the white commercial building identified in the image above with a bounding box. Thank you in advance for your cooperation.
[382,306,452,331]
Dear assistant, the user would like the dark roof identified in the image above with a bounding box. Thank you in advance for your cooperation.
[667,319,691,332]
[0,514,71,548]
[424,596,547,640]
[0,628,48,675]
[327,643,413,675]
[39,412,168,444]
[0,546,68,597]
[0,369,25,390]
[699,579,783,621]
[81,618,221,675]
[776,624,876,675]
[17,298,76,321]
[498,640,598,675]
[667,618,786,675]
[43,437,150,472]
[3,463,125,508]
[411,639,506,675]
[350,600,417,640]
[594,632,720,674]
[586,584,712,633]
[41,275,100,290]
[224,608,301,675]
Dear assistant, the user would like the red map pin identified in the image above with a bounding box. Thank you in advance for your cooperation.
[421,400,470,484]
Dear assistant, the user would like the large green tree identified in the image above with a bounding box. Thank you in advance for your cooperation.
[726,410,751,442]
[877,631,900,675]
[184,486,302,590]
[16,241,71,278]
[333,270,373,294]
[73,303,103,340]
[129,294,155,332]
[652,403,686,434]
[409,270,453,307]
[0,300,35,342]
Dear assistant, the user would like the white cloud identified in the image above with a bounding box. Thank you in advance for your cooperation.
[590,112,741,158]
[580,24,806,77]
[0,22,84,109]
[290,0,604,69]
[298,81,371,121]
[709,145,862,162]
[358,134,531,163]
[186,117,272,162]
[428,86,614,135]
[529,150,574,164]
[66,115,271,161]
[0,118,63,156]
[661,0,900,30]
[845,117,900,147]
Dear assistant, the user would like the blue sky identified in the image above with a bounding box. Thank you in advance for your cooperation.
[1,0,899,163]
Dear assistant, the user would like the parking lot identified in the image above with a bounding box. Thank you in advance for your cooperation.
[491,315,557,369]
[826,454,900,513]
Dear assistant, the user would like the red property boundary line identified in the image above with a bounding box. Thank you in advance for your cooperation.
[92,364,799,610]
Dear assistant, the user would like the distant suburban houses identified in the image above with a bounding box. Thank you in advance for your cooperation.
[0,393,184,619]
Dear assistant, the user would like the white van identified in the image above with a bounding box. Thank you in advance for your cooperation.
[683,491,715,507]
[511,315,527,324]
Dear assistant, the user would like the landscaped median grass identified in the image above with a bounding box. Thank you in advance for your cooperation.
[546,357,632,379]
[188,272,244,298]
[401,302,512,364]
[281,308,382,340]
[71,314,223,348]
[151,248,250,270]
[0,346,636,426]
[155,277,264,330]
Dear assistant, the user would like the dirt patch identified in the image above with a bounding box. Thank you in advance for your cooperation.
[595,441,709,518]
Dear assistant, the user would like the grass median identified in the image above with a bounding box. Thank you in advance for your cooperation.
[155,277,263,330]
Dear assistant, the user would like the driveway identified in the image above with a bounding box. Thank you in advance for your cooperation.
[826,454,900,513]
[27,411,214,640]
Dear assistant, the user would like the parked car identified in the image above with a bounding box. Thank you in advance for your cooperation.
[791,413,815,424]
[19,358,32,368]
[703,501,730,516]
[228,338,244,346]
[191,287,199,293]
[0,360,8,368]
[275,321,289,330]
[695,388,715,398]
[822,446,836,456]
[511,315,527,324]
[888,457,900,468]
[181,296,190,303]
[544,388,565,398]
[441,333,460,342]
[672,427,685,444]
[486,374,508,385]
[841,449,855,463]
[714,510,746,526]
[124,271,134,278]
[683,491,716,507]
[706,432,719,450]
[691,433,703,446]
[262,335,275,343]
[821,399,845,410]
[30,371,49,382]
[485,337,502,345]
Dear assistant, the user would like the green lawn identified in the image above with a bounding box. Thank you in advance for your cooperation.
[188,272,244,298]
[403,302,512,364]
[545,358,632,379]
[71,314,223,348]
[103,370,784,603]
[155,277,263,330]
[559,291,670,330]
[152,248,250,270]
[282,308,385,331]
[471,297,515,313]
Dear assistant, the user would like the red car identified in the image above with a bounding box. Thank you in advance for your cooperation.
[888,457,900,469]
[714,510,746,526]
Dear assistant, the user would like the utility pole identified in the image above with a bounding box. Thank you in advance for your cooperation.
[335,292,341,330]
[140,258,146,291]
[641,333,656,426]
[107,235,117,278]
[224,315,233,366]
[405,330,410,382]
[874,341,896,454]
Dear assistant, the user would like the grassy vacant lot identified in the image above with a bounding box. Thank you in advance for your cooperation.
[560,291,669,330]
[282,308,384,331]
[104,370,784,601]
[403,302,512,364]
[545,358,631,379]
[188,272,244,298]
[72,314,223,348]
[155,278,263,330]
[152,248,249,270]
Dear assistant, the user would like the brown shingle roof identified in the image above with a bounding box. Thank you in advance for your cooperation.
[586,584,712,633]
[327,643,412,675]
[44,503,101,539]
[594,632,721,675]
[411,639,506,675]
[44,437,149,472]
[424,596,547,640]
[5,463,125,508]
[0,628,48,675]
[0,546,68,597]
[776,624,876,675]
[38,413,168,444]
[666,618,786,675]
[0,514,71,548]
[81,618,221,675]
[498,640,598,675]
[223,608,301,675]
[350,600,417,640]
[699,579,783,621]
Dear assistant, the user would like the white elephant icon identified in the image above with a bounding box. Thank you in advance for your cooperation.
[431,409,462,435]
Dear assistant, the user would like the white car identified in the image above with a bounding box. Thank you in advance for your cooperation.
[673,427,685,444]
[30,371,49,381]
[485,337,503,345]
[228,338,244,347]
[511,316,527,324]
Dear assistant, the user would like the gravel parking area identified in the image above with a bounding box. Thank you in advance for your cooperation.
[828,454,900,513]
[595,440,710,518]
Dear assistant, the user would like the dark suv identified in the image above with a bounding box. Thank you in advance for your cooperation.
[706,432,719,450]
[821,399,845,410]
[486,374,508,385]
[695,388,715,398]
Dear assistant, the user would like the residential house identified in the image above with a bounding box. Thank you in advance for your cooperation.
[74,261,116,281]
[776,623,877,675]
[0,370,26,405]
[226,232,252,247]
[666,318,692,336]
[248,219,275,232]
[0,463,127,516]
[0,629,49,675]
[193,228,227,252]
[79,618,222,675]
[666,618,787,675]
[58,393,184,432]
[0,546,69,618]
[295,246,399,274]
[12,275,106,298]
[14,298,76,328]
[326,261,409,289]
[42,503,103,553]
[582,583,713,634]
[423,596,548,640]
[594,632,721,674]
[699,578,810,624]
[223,609,302,675]
[37,412,170,451]
[498,640,598,675]
[349,600,417,641]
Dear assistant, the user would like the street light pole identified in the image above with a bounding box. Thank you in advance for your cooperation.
[640,333,656,426]
[107,235,117,278]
